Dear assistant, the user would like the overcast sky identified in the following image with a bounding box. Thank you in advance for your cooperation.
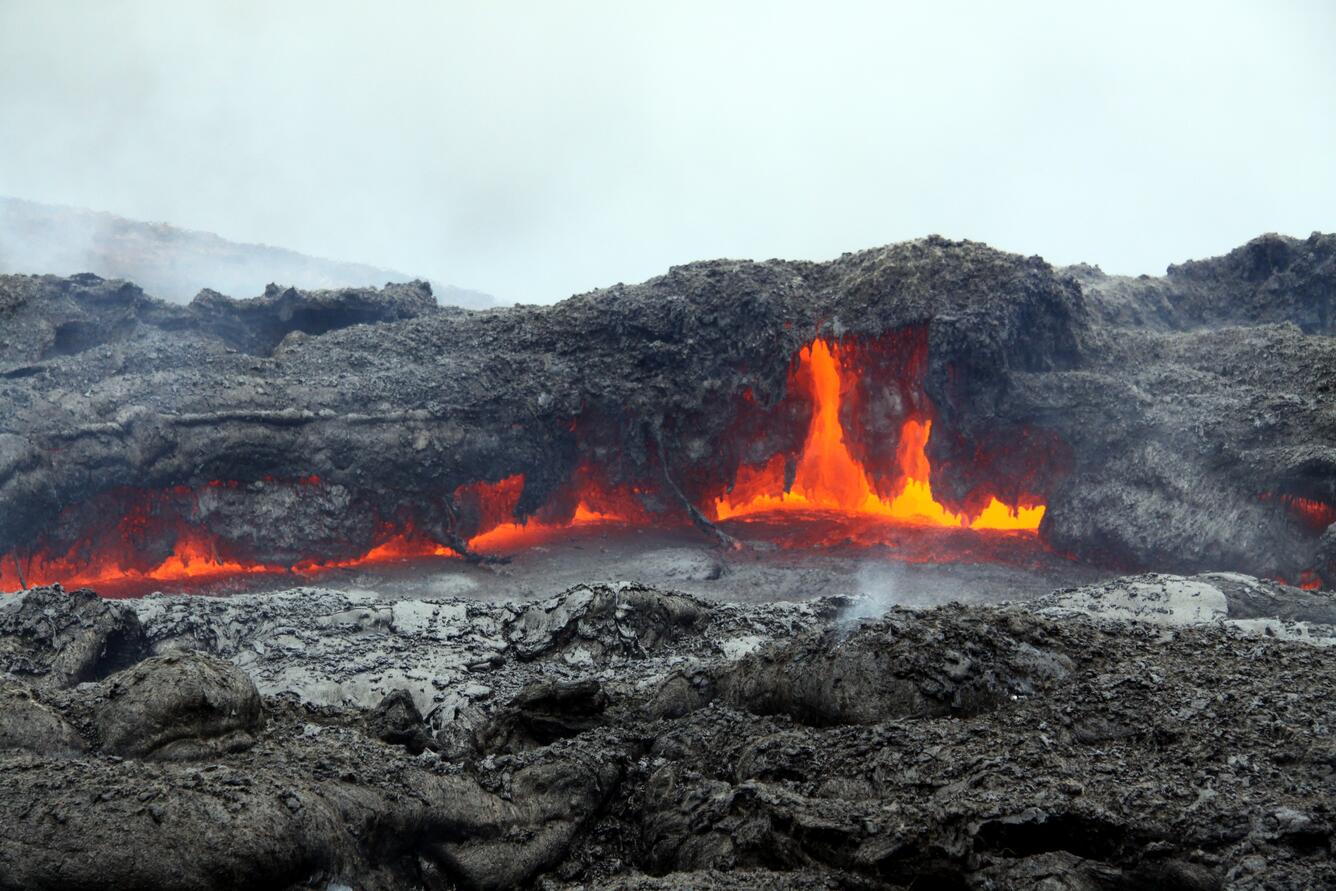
[1,1,1333,304]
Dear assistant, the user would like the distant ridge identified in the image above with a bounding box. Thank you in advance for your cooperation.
[0,196,497,309]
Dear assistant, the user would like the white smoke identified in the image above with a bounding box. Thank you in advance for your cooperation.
[0,196,498,308]
[839,561,910,623]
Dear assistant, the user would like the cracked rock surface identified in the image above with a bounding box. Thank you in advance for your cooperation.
[1,233,1333,585]
[2,577,1334,889]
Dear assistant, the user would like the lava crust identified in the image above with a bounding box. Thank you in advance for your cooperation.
[1,576,1334,889]
[0,233,1333,589]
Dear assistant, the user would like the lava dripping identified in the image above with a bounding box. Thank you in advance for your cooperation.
[711,339,1045,531]
[0,337,1057,595]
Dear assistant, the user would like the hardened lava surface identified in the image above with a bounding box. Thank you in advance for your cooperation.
[1,575,1334,889]
[0,232,1334,588]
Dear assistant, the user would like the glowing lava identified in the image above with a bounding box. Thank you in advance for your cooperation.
[1270,494,1336,532]
[0,518,460,595]
[464,467,649,553]
[1,337,1058,595]
[712,339,1044,531]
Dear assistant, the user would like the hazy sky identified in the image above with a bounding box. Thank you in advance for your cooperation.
[1,1,1333,304]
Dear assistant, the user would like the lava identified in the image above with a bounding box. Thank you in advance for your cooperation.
[462,466,650,554]
[1268,494,1336,532]
[0,504,462,595]
[0,527,459,594]
[1,337,1059,595]
[711,339,1045,531]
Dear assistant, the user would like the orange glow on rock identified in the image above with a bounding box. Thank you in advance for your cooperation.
[712,339,1044,531]
[1276,495,1336,531]
[463,465,648,554]
[0,513,461,594]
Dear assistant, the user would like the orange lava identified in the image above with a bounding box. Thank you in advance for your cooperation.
[464,508,618,552]
[1277,495,1336,531]
[712,339,1044,531]
[0,519,460,593]
[464,467,648,554]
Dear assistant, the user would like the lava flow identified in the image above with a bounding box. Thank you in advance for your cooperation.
[0,337,1057,595]
[0,467,650,595]
[711,339,1045,532]
[462,466,651,553]
[0,510,460,596]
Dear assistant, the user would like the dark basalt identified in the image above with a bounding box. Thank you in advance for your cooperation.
[0,233,1333,585]
[1,580,1334,889]
[0,585,146,686]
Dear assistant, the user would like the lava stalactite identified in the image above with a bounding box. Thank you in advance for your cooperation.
[1278,495,1336,532]
[462,467,644,553]
[711,339,1045,531]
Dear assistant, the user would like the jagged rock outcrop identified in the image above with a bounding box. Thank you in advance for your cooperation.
[1075,232,1336,333]
[366,688,435,755]
[0,271,441,369]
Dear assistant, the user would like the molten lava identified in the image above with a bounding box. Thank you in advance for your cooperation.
[0,520,461,595]
[462,467,649,553]
[0,336,1060,596]
[711,339,1044,531]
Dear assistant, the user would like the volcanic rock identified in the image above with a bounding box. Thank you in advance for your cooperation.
[1034,571,1336,641]
[712,611,1073,724]
[474,678,609,754]
[95,652,263,760]
[0,576,1334,888]
[0,679,85,755]
[366,687,434,754]
[506,584,713,662]
[0,585,146,687]
[2,234,1332,587]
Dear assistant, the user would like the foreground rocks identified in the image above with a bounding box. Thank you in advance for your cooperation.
[2,576,1335,889]
[0,585,146,687]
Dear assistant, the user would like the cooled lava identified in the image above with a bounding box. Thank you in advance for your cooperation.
[1,233,1334,595]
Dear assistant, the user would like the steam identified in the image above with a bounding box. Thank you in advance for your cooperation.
[839,561,910,623]
[2,3,1333,306]
[0,197,497,308]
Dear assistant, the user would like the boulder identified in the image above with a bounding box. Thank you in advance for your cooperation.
[96,652,262,759]
[0,679,85,755]
[365,688,434,754]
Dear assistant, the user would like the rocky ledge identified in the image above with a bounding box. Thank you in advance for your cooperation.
[1,576,1334,890]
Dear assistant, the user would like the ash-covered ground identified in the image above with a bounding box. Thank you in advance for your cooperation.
[2,573,1335,889]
